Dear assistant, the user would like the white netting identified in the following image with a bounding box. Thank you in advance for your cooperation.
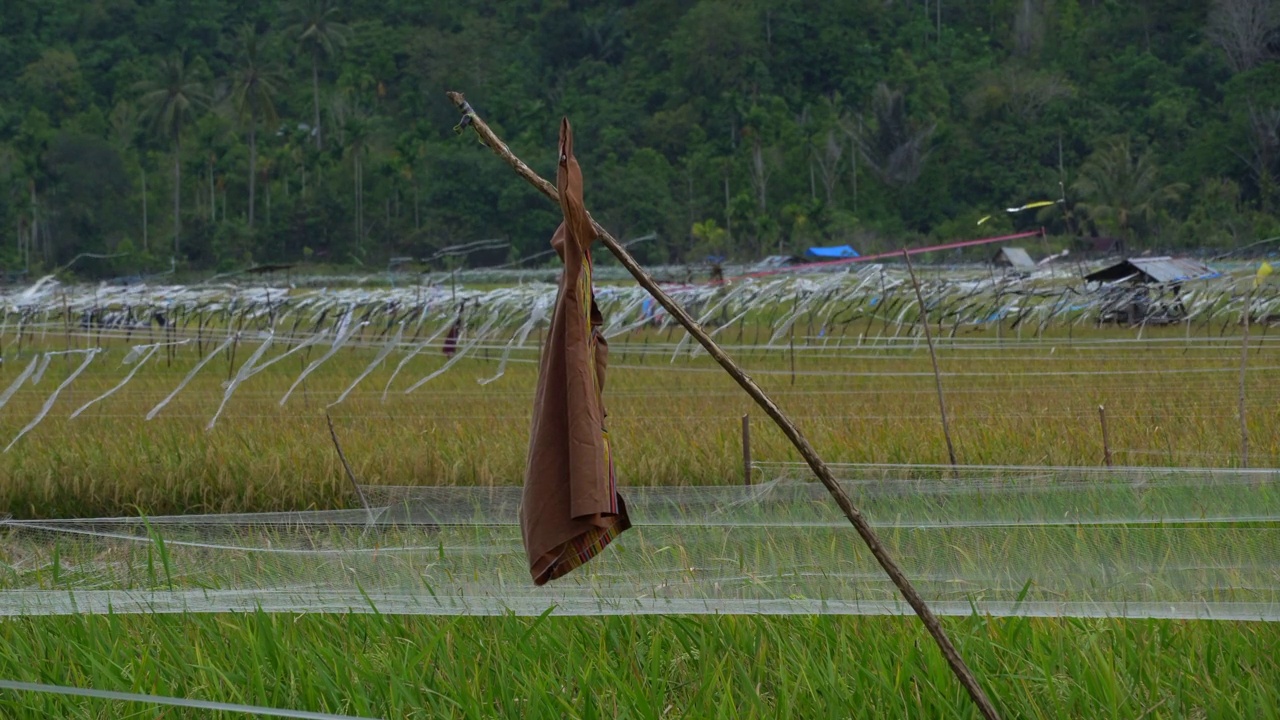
[2,464,1277,619]
[5,263,1279,360]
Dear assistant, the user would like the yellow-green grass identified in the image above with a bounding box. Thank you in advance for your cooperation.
[0,324,1274,518]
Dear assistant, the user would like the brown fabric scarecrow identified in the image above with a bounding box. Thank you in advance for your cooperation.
[520,118,631,585]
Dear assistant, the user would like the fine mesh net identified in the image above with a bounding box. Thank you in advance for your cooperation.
[2,464,1278,619]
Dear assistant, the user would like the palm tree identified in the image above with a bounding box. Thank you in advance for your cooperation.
[108,101,151,252]
[136,55,207,256]
[1072,139,1187,241]
[855,84,935,189]
[0,143,25,269]
[331,97,377,244]
[228,24,284,231]
[286,0,350,150]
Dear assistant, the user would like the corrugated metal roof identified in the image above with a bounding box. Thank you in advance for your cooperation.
[1085,257,1218,284]
[1130,257,1217,282]
[993,247,1036,269]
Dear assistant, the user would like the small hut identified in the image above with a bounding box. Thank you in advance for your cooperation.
[1084,257,1217,324]
[991,247,1036,271]
[1083,257,1217,285]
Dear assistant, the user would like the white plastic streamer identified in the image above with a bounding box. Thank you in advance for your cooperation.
[328,323,403,408]
[477,303,544,386]
[146,334,237,421]
[236,330,328,382]
[0,679,379,720]
[332,309,353,347]
[669,279,756,360]
[4,349,99,452]
[70,345,161,419]
[0,356,39,413]
[380,321,453,401]
[403,315,500,394]
[279,319,366,406]
[207,334,275,430]
[29,353,53,385]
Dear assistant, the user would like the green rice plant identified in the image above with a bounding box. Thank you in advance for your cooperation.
[1,613,1279,718]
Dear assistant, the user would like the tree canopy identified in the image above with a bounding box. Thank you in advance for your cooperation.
[1,0,1278,278]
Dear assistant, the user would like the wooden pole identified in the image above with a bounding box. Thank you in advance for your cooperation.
[903,250,958,467]
[446,91,1001,720]
[789,323,796,385]
[197,310,206,360]
[62,292,70,353]
[1098,404,1112,467]
[1239,288,1251,468]
[326,412,373,523]
[742,414,752,486]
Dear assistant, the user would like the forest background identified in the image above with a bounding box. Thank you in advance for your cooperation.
[1,0,1278,279]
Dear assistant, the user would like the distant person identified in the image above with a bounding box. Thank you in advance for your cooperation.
[442,300,465,357]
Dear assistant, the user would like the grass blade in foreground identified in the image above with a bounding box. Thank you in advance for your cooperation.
[445,90,1001,720]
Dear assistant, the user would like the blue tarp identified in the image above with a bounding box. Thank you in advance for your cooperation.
[805,245,859,259]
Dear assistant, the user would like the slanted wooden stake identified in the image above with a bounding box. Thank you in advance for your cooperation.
[903,250,958,467]
[789,323,796,385]
[326,412,373,523]
[447,91,1001,720]
[742,414,752,486]
[1098,404,1112,467]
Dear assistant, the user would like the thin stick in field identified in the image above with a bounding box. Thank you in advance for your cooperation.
[326,412,373,523]
[445,91,1001,720]
[1099,405,1113,467]
[903,249,958,467]
[1239,287,1251,468]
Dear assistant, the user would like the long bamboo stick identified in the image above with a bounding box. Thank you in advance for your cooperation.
[903,249,958,466]
[446,91,1001,720]
[1239,287,1251,468]
[1099,404,1113,467]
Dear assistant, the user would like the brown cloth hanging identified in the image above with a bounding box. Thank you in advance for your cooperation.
[520,118,630,585]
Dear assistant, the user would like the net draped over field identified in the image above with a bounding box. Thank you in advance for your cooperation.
[2,266,1279,620]
[1,265,1279,442]
[4,263,1280,358]
[2,464,1278,619]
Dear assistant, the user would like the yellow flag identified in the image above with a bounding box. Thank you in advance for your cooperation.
[1006,200,1057,213]
[1256,261,1273,288]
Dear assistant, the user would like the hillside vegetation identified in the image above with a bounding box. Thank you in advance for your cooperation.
[1,0,1278,276]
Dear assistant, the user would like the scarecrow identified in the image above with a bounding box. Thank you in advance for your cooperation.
[520,118,630,585]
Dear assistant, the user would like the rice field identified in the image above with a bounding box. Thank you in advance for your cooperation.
[2,279,1279,718]
[2,322,1278,517]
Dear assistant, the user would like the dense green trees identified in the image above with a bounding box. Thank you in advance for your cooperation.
[136,54,207,256]
[228,24,285,232]
[0,0,1277,278]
